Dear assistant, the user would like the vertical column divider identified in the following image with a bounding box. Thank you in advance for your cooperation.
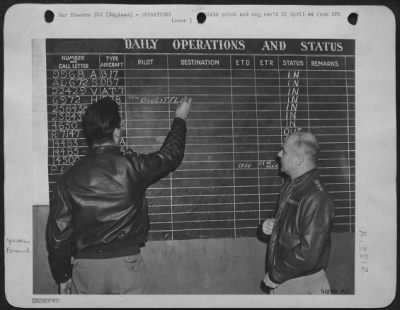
[277,55,283,145]
[229,55,236,238]
[124,54,128,146]
[305,55,311,131]
[98,54,101,103]
[166,54,174,240]
[344,56,352,233]
[253,56,261,222]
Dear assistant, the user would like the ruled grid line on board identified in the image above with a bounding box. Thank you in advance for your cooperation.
[45,72,355,77]
[48,93,354,98]
[48,174,356,180]
[144,201,356,208]
[145,165,355,172]
[146,182,352,190]
[124,117,352,121]
[150,208,356,215]
[48,155,356,162]
[49,119,354,125]
[124,126,356,131]
[345,56,353,233]
[47,76,356,81]
[47,156,356,162]
[97,54,100,105]
[253,55,261,222]
[115,142,352,147]
[123,68,353,72]
[49,121,355,125]
[149,211,354,223]
[48,51,354,57]
[49,109,354,114]
[46,97,355,103]
[147,193,277,198]
[151,210,270,216]
[123,54,128,151]
[81,84,355,88]
[144,220,355,234]
[305,56,311,131]
[277,55,283,145]
[46,102,354,107]
[144,190,355,199]
[166,54,174,239]
[230,55,237,238]
[46,133,355,142]
[147,210,355,217]
[148,185,281,191]
[147,205,355,213]
[120,94,355,98]
[48,161,355,168]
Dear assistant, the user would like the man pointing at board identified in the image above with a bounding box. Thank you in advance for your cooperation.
[259,131,335,294]
[46,96,192,294]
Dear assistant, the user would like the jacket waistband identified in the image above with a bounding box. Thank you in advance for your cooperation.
[75,242,140,259]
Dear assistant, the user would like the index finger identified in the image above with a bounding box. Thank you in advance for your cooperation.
[183,96,191,104]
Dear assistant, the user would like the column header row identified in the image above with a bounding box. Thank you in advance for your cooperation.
[47,54,355,70]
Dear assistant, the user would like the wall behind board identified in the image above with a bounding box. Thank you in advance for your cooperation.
[34,205,354,295]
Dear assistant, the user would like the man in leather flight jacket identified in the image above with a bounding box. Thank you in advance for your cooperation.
[259,131,335,294]
[46,96,192,294]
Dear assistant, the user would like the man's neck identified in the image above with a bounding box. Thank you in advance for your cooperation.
[290,165,316,181]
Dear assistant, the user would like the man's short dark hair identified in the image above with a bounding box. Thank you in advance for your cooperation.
[82,97,121,147]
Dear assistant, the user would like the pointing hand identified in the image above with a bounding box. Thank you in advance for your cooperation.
[175,96,192,120]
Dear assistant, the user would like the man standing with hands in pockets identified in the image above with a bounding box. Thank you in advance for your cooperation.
[260,131,335,294]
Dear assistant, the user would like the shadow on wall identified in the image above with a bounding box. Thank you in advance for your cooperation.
[33,205,354,294]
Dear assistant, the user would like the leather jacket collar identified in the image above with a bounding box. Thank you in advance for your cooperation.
[290,168,318,186]
[89,144,120,155]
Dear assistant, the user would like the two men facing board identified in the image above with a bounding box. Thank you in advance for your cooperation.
[46,96,335,295]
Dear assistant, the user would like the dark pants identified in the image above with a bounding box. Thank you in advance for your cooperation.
[71,253,146,294]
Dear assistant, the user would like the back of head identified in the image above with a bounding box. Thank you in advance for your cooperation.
[82,97,121,147]
[289,131,320,164]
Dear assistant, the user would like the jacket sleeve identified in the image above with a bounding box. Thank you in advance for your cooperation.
[269,191,334,284]
[127,117,187,187]
[45,181,74,284]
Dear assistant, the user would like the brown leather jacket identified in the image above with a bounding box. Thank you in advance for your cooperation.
[264,169,335,284]
[46,118,186,283]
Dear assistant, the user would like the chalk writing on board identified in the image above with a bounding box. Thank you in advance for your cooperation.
[138,96,180,104]
[46,39,355,240]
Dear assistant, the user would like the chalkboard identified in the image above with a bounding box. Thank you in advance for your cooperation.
[46,39,355,240]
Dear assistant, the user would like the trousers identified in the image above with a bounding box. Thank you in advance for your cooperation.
[71,253,146,294]
[270,270,331,295]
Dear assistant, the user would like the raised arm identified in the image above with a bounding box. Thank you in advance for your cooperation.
[127,96,192,187]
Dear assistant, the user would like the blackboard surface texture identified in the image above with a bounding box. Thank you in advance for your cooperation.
[46,38,355,240]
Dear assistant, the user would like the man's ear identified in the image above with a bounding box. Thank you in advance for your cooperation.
[113,127,121,145]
